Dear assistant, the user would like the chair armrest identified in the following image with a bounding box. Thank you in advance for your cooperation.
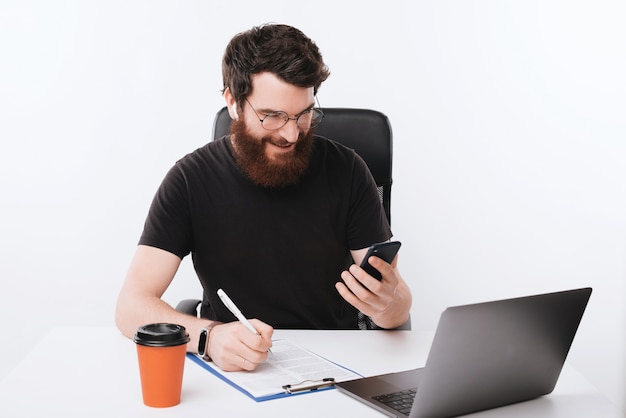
[394,316,412,330]
[175,299,201,317]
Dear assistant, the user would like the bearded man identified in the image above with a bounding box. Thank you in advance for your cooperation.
[115,24,412,372]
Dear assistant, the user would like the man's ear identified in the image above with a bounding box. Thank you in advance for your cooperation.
[232,103,239,120]
[224,88,239,120]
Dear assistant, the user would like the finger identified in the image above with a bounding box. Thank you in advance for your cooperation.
[239,355,266,371]
[249,319,274,344]
[220,343,267,371]
[336,279,375,316]
[366,256,399,284]
[240,357,251,371]
[347,264,383,294]
[239,321,273,353]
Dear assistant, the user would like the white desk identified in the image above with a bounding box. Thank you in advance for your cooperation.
[0,326,620,417]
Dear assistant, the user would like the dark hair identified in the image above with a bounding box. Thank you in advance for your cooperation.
[222,24,330,108]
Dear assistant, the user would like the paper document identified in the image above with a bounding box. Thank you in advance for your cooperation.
[189,339,362,401]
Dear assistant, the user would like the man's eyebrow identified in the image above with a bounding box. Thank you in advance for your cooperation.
[257,102,315,116]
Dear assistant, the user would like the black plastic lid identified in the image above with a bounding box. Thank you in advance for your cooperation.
[133,323,190,347]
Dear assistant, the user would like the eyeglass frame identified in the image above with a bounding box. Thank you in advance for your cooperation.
[243,97,324,131]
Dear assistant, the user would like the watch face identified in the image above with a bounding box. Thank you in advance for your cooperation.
[198,329,208,356]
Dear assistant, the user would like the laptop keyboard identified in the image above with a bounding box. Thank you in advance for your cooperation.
[373,388,417,416]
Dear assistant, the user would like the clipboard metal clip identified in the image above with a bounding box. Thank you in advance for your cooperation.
[282,377,336,394]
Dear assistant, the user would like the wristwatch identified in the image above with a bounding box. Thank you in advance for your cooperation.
[198,322,221,359]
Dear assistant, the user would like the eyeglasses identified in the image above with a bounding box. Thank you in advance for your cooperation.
[244,98,324,131]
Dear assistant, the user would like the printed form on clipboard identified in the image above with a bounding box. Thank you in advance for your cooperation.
[188,339,363,401]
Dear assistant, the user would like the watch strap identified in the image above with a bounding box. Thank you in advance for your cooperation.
[197,322,222,360]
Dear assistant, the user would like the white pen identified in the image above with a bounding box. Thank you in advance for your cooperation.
[217,288,272,353]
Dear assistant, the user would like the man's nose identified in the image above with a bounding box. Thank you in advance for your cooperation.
[278,119,300,143]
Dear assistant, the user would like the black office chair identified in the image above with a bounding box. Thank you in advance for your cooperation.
[176,107,410,330]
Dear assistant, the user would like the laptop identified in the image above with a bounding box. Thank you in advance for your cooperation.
[336,287,592,418]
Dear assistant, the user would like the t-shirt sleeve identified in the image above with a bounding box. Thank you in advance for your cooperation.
[138,164,194,259]
[346,154,393,250]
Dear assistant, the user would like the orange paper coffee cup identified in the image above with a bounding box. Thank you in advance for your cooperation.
[134,323,190,408]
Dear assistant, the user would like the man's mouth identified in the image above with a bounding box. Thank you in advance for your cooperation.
[268,140,295,152]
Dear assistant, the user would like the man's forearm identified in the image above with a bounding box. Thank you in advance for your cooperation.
[115,294,215,353]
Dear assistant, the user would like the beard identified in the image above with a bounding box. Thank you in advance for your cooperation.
[229,118,315,189]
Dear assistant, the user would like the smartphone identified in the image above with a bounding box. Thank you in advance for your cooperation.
[359,241,401,280]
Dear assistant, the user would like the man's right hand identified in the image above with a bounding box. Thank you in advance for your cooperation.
[207,320,274,371]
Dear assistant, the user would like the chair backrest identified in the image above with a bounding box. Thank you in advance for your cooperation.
[212,107,393,224]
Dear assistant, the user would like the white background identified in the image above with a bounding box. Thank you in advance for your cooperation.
[1,0,624,414]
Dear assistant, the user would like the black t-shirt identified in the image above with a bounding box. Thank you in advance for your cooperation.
[139,136,391,329]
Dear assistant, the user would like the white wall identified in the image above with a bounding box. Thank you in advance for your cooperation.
[1,0,624,413]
